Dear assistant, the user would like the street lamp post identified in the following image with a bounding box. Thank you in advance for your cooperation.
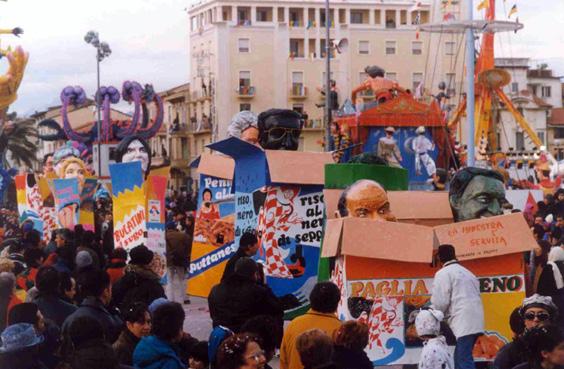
[324,0,332,152]
[84,30,111,177]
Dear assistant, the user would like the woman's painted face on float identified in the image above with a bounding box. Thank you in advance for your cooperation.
[122,139,149,173]
[63,162,85,181]
[241,126,259,145]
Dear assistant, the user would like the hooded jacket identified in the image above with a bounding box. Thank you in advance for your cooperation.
[34,293,77,328]
[537,247,564,325]
[111,264,165,310]
[538,247,564,295]
[208,274,283,332]
[133,335,185,369]
[62,296,123,344]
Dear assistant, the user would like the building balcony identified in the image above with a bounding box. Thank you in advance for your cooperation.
[169,123,190,135]
[290,85,308,99]
[236,86,255,98]
[191,90,211,102]
[304,119,324,129]
[191,120,212,132]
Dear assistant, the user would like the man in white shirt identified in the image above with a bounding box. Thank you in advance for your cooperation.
[412,126,436,178]
[431,244,484,369]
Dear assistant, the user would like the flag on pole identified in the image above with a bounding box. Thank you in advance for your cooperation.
[508,4,518,18]
[477,0,489,11]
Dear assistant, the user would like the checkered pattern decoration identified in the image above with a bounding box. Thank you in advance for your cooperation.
[257,186,293,279]
[368,296,402,350]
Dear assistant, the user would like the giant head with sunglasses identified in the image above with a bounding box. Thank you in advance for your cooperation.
[257,109,303,151]
[519,294,558,330]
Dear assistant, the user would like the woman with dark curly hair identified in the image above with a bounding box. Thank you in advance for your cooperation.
[216,333,266,369]
[115,134,152,178]
[513,325,564,369]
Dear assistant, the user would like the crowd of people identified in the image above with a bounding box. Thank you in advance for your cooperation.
[1,186,564,369]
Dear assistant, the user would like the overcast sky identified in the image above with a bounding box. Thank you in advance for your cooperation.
[1,0,563,116]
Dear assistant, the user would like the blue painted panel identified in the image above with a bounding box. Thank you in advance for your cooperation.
[364,127,438,184]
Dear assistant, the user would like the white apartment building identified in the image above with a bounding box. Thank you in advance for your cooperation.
[188,0,467,144]
[494,58,562,152]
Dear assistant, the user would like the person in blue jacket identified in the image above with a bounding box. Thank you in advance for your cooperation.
[133,301,186,369]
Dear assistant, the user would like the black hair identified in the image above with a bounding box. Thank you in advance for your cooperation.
[43,153,53,165]
[533,225,545,240]
[24,230,41,248]
[55,228,71,241]
[152,301,185,341]
[56,245,76,268]
[241,315,280,354]
[68,315,105,348]
[8,302,39,325]
[80,230,96,248]
[239,231,258,251]
[449,167,504,207]
[110,247,127,260]
[365,65,385,78]
[523,326,564,365]
[77,269,110,298]
[509,307,525,338]
[36,266,60,295]
[309,282,341,313]
[438,244,456,263]
[115,135,152,177]
[347,153,388,165]
[337,188,349,217]
[190,341,209,364]
[123,302,150,323]
[58,272,74,295]
[202,188,213,200]
[23,248,44,268]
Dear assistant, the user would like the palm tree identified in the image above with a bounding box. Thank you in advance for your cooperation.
[0,118,38,169]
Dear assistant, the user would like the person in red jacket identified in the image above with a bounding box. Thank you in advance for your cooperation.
[106,248,127,285]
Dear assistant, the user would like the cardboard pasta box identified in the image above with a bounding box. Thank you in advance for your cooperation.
[322,213,536,365]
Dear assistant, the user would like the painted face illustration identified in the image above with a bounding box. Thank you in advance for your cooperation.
[44,156,54,175]
[452,175,505,222]
[122,139,149,173]
[241,126,260,145]
[63,162,86,192]
[345,180,396,221]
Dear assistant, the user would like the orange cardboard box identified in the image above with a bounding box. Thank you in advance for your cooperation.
[323,189,453,225]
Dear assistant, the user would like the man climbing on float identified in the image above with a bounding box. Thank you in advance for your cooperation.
[412,126,439,184]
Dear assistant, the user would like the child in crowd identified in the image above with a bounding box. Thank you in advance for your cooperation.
[415,308,454,369]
